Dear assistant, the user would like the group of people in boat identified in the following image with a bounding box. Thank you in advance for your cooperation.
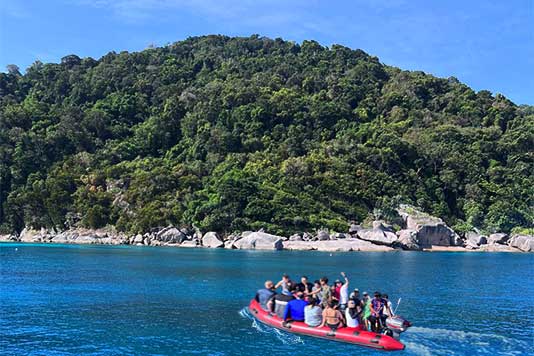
[255,272,395,332]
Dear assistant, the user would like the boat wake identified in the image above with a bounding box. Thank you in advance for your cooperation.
[239,308,304,345]
[404,326,529,356]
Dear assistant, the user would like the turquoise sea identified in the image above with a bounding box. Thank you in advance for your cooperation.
[1,243,532,355]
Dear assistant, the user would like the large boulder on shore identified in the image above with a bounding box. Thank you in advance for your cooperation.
[314,239,394,252]
[331,232,349,239]
[487,233,509,245]
[397,205,459,247]
[0,234,17,242]
[202,232,224,248]
[315,230,330,241]
[289,233,303,241]
[156,227,187,244]
[357,222,398,246]
[466,232,487,249]
[282,239,394,252]
[478,244,521,252]
[508,234,534,252]
[348,223,363,234]
[396,229,421,250]
[19,227,46,242]
[282,241,316,251]
[233,231,285,250]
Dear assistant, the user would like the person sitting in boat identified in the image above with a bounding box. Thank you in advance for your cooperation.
[345,299,361,328]
[382,294,394,319]
[320,300,345,330]
[255,280,276,311]
[369,291,385,332]
[283,291,308,322]
[338,272,350,311]
[311,280,321,303]
[275,274,294,295]
[304,297,323,327]
[296,275,313,295]
[270,287,295,318]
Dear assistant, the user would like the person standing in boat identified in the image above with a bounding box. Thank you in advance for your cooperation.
[361,291,372,331]
[314,277,331,308]
[255,280,276,311]
[338,272,350,311]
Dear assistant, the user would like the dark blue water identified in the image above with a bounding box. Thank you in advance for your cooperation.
[1,244,532,355]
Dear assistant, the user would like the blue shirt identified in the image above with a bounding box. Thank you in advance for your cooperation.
[283,299,308,321]
[255,288,275,310]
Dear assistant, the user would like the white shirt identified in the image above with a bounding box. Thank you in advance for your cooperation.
[339,283,349,305]
[383,300,393,316]
[345,308,358,327]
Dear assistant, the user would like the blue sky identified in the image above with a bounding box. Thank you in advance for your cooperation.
[1,0,532,104]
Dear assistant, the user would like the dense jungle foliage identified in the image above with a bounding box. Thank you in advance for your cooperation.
[0,35,532,236]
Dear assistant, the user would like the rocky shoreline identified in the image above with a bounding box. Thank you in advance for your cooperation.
[1,205,532,253]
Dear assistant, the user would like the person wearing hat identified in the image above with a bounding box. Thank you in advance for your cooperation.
[350,288,362,307]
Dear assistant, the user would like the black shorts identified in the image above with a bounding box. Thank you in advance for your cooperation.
[326,322,340,330]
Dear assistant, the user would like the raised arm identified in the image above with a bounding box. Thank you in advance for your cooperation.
[341,271,349,286]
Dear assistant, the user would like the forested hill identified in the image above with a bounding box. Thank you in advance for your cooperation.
[0,35,532,236]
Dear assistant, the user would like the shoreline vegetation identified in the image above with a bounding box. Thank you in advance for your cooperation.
[1,35,533,244]
[2,205,532,253]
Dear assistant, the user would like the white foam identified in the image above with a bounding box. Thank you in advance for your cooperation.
[403,341,435,356]
[405,326,529,356]
[239,307,303,345]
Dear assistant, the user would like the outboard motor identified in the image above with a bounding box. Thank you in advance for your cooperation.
[383,316,412,340]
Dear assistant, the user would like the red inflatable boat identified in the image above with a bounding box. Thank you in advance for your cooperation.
[248,299,407,351]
